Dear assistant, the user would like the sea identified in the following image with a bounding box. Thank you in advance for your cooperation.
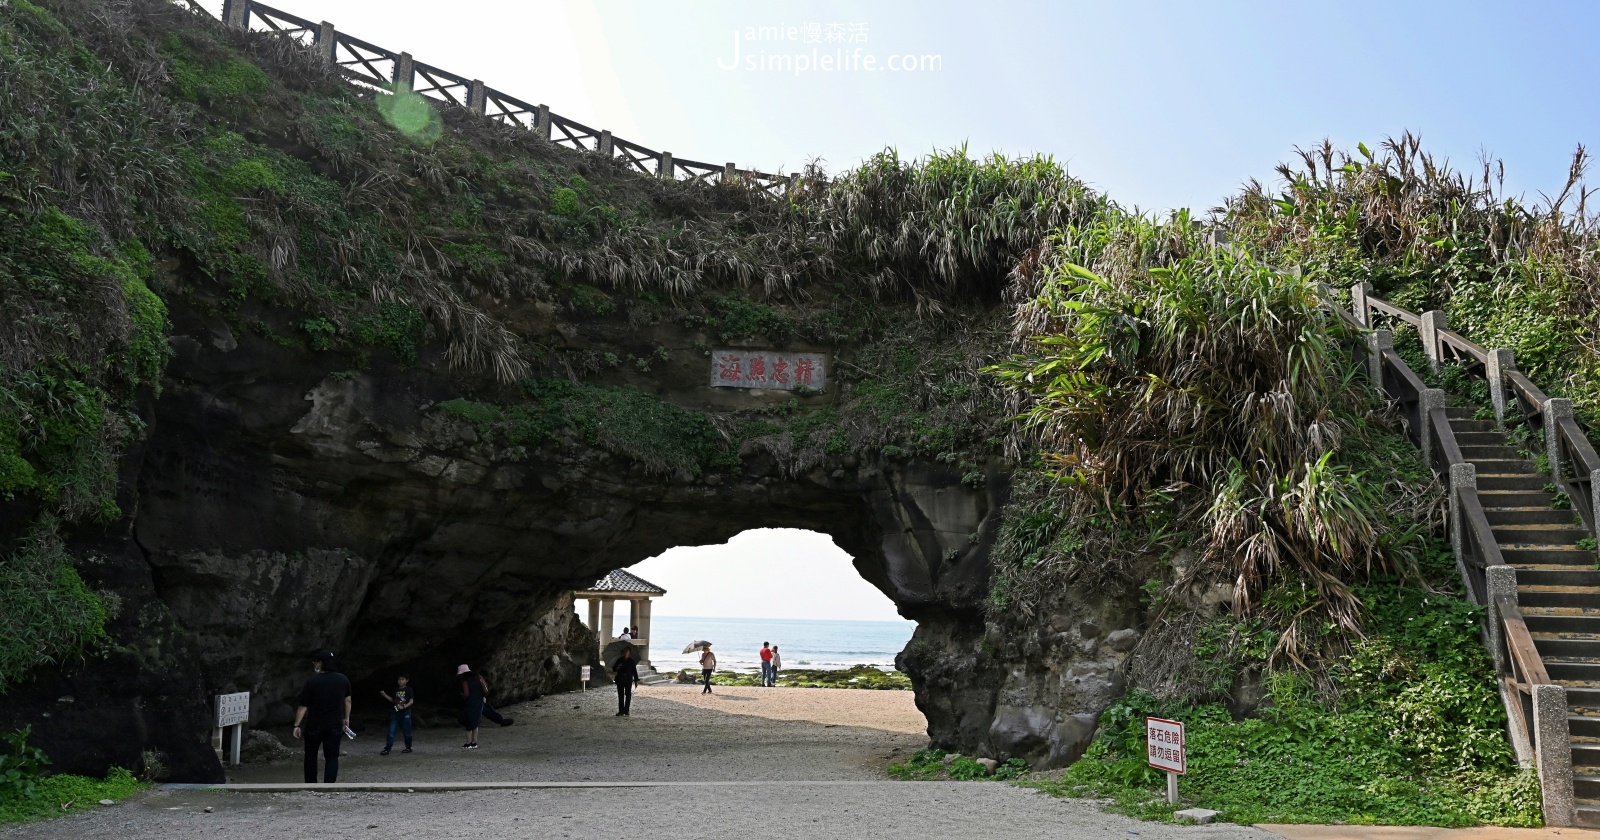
[642,615,916,672]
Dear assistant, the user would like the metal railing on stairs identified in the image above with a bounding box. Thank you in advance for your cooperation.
[206,0,799,195]
[1350,281,1587,826]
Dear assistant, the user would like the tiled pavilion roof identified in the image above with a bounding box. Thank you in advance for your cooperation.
[577,568,666,596]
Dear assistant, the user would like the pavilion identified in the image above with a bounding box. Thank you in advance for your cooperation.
[575,569,666,666]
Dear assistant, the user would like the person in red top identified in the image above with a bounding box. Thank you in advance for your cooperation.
[759,642,775,688]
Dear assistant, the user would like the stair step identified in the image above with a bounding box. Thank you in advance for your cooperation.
[1565,686,1600,708]
[1547,660,1600,682]
[1493,525,1591,546]
[1481,490,1562,509]
[1540,637,1600,659]
[1577,744,1600,770]
[1489,508,1585,526]
[1445,406,1479,420]
[1525,613,1600,635]
[1579,804,1600,828]
[1576,774,1600,802]
[1480,474,1558,491]
[1518,586,1600,609]
[1518,567,1600,587]
[1505,547,1597,566]
[1574,716,1600,740]
[1456,431,1511,446]
[1469,458,1539,473]
[1449,420,1497,434]
[1461,445,1530,461]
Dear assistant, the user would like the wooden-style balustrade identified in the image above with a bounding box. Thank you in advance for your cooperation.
[204,0,797,195]
[1353,281,1593,825]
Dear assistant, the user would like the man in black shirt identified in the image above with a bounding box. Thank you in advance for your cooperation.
[293,649,352,783]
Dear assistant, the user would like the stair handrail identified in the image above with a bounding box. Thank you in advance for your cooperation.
[1351,282,1575,825]
[205,0,799,195]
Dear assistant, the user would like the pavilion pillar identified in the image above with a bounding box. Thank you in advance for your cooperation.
[587,598,601,655]
[599,599,615,652]
[637,598,654,666]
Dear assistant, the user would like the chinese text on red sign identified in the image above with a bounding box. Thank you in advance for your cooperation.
[709,350,827,391]
[1145,717,1185,774]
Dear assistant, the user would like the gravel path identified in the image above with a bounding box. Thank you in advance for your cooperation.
[5,684,1408,839]
[5,783,1276,840]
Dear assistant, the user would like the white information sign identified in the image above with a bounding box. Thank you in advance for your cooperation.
[580,666,592,682]
[215,692,250,727]
[709,350,827,391]
[1146,716,1185,774]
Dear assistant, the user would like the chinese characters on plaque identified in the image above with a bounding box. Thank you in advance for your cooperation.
[709,350,827,391]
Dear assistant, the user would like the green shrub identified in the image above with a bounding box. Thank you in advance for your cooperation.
[0,517,111,692]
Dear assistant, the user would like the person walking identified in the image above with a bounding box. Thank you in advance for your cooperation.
[699,644,716,695]
[379,674,415,755]
[770,645,782,686]
[613,647,640,716]
[759,642,774,688]
[292,649,351,783]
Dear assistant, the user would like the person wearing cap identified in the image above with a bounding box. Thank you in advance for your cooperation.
[293,649,352,783]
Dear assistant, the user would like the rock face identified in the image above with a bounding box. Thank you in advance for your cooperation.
[4,277,1137,780]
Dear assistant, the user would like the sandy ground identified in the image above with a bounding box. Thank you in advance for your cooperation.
[227,683,926,784]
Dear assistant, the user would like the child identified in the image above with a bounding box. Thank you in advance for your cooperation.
[379,674,415,755]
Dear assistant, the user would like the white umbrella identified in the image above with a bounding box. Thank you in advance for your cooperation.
[681,640,713,654]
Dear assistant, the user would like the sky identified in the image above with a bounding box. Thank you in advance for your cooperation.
[202,0,1600,619]
[579,529,906,623]
[206,0,1600,211]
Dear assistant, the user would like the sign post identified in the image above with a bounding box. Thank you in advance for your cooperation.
[214,692,250,766]
[580,665,591,691]
[1146,716,1185,805]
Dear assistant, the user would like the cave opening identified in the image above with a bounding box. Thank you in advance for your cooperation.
[577,528,916,681]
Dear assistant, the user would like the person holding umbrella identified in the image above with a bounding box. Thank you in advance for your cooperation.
[698,643,716,694]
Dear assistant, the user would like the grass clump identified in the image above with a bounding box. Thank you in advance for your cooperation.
[1033,582,1540,827]
[0,728,143,824]
[887,748,1030,781]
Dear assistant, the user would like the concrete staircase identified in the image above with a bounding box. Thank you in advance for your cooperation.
[1448,406,1600,825]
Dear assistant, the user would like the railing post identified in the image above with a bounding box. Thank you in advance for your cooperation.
[536,104,550,141]
[1485,564,1517,671]
[1367,329,1393,390]
[1449,463,1476,566]
[1420,388,1446,465]
[1591,468,1600,559]
[598,130,613,157]
[660,151,674,179]
[467,80,487,115]
[1350,281,1373,328]
[392,51,414,91]
[315,22,337,63]
[1533,683,1576,826]
[222,0,248,29]
[724,162,736,184]
[1546,398,1574,483]
[1487,349,1514,431]
[1420,310,1447,375]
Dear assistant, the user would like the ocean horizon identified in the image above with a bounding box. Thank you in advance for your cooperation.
[638,615,915,672]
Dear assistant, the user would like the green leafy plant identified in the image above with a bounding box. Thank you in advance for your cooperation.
[0,727,48,801]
